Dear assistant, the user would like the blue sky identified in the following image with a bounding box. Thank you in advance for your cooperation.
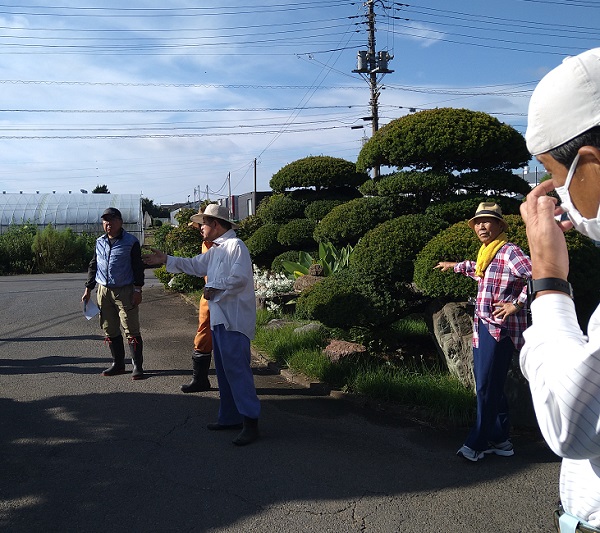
[0,0,597,205]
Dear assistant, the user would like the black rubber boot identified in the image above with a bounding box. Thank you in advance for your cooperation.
[128,335,144,380]
[102,335,126,376]
[181,352,211,393]
[232,417,259,446]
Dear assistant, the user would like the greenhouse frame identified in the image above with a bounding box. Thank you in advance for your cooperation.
[0,193,143,241]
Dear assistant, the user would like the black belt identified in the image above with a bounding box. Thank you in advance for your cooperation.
[555,505,600,533]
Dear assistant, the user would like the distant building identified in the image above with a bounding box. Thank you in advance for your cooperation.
[230,191,271,220]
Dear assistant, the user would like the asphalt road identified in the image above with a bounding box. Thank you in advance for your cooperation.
[0,271,561,533]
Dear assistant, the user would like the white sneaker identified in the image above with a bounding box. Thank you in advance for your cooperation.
[484,440,514,457]
[456,445,484,462]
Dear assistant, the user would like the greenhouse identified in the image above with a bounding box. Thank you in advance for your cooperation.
[0,193,143,241]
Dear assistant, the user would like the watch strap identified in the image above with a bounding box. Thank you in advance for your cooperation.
[527,278,573,304]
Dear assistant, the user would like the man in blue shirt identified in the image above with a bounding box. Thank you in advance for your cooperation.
[83,207,145,380]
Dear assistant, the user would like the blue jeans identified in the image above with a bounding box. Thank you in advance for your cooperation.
[464,323,514,452]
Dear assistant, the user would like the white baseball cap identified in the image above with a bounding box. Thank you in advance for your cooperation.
[526,48,600,156]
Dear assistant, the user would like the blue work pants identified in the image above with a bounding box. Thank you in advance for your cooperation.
[212,324,260,425]
[465,323,514,452]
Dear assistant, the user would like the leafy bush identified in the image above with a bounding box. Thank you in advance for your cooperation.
[168,273,205,293]
[277,218,316,249]
[0,224,37,274]
[245,223,283,269]
[313,196,398,246]
[256,193,306,224]
[174,207,197,226]
[152,265,205,293]
[152,224,175,252]
[152,265,173,286]
[32,225,94,273]
[351,213,449,284]
[165,225,203,257]
[304,199,345,222]
[237,214,264,242]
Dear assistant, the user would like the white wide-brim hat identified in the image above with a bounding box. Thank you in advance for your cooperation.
[190,203,239,229]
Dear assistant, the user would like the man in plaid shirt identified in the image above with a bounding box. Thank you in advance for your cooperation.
[436,202,532,462]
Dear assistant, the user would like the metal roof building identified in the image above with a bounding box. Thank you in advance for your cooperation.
[0,193,143,241]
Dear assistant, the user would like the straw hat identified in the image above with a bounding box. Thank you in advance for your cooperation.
[468,202,508,231]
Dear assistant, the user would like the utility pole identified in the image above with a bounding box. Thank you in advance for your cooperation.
[227,172,232,219]
[353,0,394,179]
[253,158,257,216]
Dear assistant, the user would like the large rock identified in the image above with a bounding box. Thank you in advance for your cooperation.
[323,340,367,364]
[427,300,537,428]
[293,274,323,293]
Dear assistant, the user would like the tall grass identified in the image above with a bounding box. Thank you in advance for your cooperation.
[253,314,475,426]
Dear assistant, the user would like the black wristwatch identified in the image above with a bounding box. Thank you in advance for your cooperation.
[527,278,573,307]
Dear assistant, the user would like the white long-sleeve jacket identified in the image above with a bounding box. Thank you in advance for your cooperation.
[521,293,600,525]
[166,229,256,341]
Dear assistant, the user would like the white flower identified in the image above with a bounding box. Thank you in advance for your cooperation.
[253,265,294,298]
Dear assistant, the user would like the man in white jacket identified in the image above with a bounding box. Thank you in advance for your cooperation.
[144,204,260,446]
[520,48,600,531]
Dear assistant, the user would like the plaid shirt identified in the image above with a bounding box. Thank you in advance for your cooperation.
[454,242,532,350]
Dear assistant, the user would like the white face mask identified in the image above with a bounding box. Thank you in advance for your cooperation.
[555,153,600,241]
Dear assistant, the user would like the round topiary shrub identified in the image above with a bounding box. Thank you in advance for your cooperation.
[270,155,368,192]
[351,213,449,284]
[313,196,398,246]
[304,199,345,222]
[245,223,283,269]
[277,218,316,249]
[256,193,306,224]
[296,268,406,328]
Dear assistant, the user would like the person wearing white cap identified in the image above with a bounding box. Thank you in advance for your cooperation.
[520,48,600,531]
[143,204,261,446]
